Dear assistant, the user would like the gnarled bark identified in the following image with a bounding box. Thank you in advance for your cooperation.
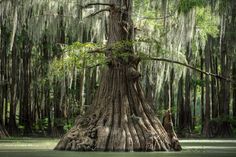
[55,0,181,151]
[55,66,181,151]
[0,124,8,138]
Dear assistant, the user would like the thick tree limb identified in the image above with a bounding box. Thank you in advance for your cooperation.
[144,57,235,83]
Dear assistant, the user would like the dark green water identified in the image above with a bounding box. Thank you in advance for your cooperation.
[0,139,236,157]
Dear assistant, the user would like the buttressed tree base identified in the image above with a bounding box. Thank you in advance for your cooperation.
[55,0,181,151]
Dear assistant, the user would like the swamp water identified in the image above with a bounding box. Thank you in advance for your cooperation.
[0,139,236,157]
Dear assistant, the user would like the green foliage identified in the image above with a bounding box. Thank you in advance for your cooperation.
[49,42,106,79]
[196,7,219,41]
[178,0,207,14]
[193,124,202,134]
[35,118,49,132]
[63,119,74,132]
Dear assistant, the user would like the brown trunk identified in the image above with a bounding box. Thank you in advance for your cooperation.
[22,27,33,135]
[55,0,181,151]
[177,75,184,133]
[200,45,205,133]
[217,14,232,137]
[183,42,192,134]
[211,39,219,119]
[192,79,197,130]
[1,24,9,128]
[230,0,236,123]
[9,39,18,135]
[203,36,211,137]
[233,61,236,119]
[0,124,8,138]
[53,5,66,136]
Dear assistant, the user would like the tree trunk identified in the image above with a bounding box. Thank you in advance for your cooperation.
[0,124,8,138]
[192,79,197,130]
[55,0,181,151]
[200,45,205,133]
[203,36,211,137]
[211,38,219,119]
[217,14,233,137]
[183,42,192,134]
[22,27,33,135]
[9,39,18,135]
[177,75,184,134]
[233,61,236,119]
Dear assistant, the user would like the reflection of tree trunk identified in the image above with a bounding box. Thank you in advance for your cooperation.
[55,0,181,151]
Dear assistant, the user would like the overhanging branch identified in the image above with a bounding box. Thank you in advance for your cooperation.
[86,8,110,18]
[77,47,234,83]
[83,3,114,8]
[144,57,235,83]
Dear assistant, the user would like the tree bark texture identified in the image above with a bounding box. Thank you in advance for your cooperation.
[55,0,181,151]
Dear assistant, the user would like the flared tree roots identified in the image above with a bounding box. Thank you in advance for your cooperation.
[55,66,181,151]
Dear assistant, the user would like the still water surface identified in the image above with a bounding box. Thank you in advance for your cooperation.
[0,138,235,157]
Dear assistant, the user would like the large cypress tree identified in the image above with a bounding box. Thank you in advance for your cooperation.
[55,0,181,151]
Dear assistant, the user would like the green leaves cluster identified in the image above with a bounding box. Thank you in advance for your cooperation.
[178,0,207,14]
[196,7,219,40]
[49,42,106,78]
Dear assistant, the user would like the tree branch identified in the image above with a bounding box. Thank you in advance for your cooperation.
[83,3,114,8]
[144,57,235,83]
[82,47,234,83]
[133,13,175,20]
[86,8,110,18]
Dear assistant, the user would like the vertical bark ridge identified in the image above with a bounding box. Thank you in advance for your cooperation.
[55,66,181,151]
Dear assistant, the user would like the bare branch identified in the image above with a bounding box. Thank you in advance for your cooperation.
[83,3,114,8]
[144,57,235,83]
[133,13,175,20]
[86,8,110,18]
